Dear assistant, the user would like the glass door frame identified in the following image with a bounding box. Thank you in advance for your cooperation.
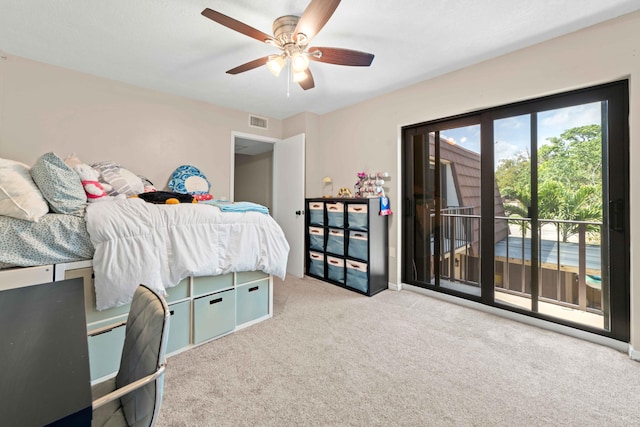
[401,80,629,342]
[402,114,482,294]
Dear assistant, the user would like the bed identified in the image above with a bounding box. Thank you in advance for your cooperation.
[1,151,290,381]
[0,153,289,309]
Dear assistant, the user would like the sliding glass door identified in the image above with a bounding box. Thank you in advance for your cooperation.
[402,81,629,341]
[493,102,611,330]
[403,118,482,298]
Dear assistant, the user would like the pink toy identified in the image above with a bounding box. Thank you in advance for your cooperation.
[74,163,112,202]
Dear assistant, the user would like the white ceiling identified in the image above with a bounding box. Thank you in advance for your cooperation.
[2,1,639,120]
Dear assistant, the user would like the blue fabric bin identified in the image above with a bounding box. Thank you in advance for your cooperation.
[347,204,368,231]
[308,227,324,251]
[326,202,344,228]
[309,202,324,226]
[326,256,345,284]
[326,228,344,256]
[348,231,368,261]
[346,260,368,293]
[308,251,325,277]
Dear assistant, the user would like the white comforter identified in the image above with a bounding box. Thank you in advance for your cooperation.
[86,198,289,310]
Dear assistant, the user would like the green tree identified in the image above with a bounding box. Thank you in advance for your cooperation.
[495,125,602,242]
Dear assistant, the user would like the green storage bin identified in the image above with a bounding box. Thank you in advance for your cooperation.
[236,279,269,325]
[236,270,269,285]
[193,274,233,297]
[166,278,190,303]
[167,300,190,354]
[193,288,236,344]
[87,316,127,381]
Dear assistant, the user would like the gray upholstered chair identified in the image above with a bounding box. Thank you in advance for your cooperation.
[91,285,170,427]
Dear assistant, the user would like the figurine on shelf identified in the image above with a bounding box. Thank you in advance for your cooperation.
[337,187,353,198]
[322,176,333,198]
[354,172,367,198]
[354,171,391,198]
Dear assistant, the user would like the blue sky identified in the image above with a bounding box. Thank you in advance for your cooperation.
[439,101,602,167]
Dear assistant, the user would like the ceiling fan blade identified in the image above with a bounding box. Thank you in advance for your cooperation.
[226,56,270,75]
[294,0,341,42]
[308,47,374,66]
[298,68,315,90]
[202,8,276,45]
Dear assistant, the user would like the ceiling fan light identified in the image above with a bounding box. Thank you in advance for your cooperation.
[291,52,309,72]
[267,55,285,77]
[293,71,308,82]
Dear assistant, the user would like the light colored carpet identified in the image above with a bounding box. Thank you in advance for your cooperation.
[156,275,640,426]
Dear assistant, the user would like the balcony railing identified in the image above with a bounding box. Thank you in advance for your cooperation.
[425,208,604,320]
[494,216,604,315]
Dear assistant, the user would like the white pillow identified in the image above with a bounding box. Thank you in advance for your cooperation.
[0,158,50,221]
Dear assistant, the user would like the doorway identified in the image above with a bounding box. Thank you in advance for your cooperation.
[233,136,274,210]
[232,132,306,278]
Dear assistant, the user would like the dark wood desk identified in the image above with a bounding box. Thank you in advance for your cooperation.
[0,278,92,426]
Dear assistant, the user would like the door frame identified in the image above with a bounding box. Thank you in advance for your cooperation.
[230,131,306,278]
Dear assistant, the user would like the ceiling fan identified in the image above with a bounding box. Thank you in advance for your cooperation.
[201,0,374,90]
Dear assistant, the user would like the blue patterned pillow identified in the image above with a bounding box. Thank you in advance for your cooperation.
[30,152,87,216]
[168,165,210,195]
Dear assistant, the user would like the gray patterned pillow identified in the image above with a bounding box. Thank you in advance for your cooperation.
[91,161,144,196]
[30,152,87,216]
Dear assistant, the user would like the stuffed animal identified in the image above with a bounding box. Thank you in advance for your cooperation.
[74,163,112,202]
[134,191,196,204]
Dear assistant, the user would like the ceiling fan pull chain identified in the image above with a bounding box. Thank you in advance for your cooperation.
[287,61,291,98]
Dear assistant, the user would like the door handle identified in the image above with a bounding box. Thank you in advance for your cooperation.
[295,210,304,216]
[609,199,624,232]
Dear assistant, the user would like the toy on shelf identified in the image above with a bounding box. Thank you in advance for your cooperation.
[337,187,352,197]
[354,171,390,198]
[322,176,333,198]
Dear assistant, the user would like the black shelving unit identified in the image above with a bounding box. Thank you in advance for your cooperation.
[305,197,388,296]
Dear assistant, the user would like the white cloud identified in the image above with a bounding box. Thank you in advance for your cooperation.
[538,102,601,145]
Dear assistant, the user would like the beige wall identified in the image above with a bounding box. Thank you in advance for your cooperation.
[310,11,640,350]
[0,55,283,193]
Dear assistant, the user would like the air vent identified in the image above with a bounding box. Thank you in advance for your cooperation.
[249,115,268,129]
